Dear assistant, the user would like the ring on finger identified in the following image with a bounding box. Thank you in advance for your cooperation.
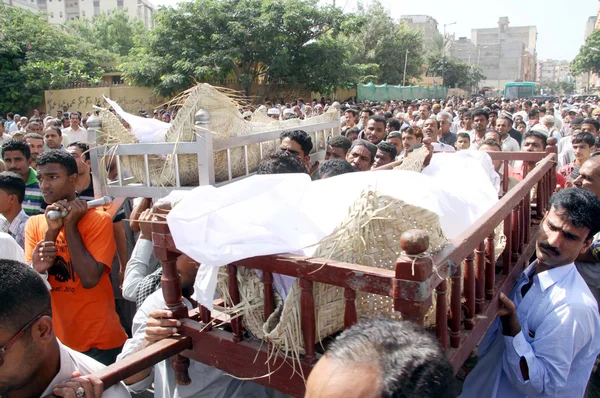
[76,387,86,398]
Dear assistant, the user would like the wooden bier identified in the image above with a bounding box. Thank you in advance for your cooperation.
[77,150,557,396]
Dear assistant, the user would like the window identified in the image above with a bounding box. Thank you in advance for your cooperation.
[117,0,123,7]
[82,10,85,16]
[59,11,63,17]
[50,11,54,16]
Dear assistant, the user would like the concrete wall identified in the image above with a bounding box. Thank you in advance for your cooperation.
[44,86,164,115]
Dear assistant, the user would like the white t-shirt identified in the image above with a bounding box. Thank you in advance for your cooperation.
[0,231,25,262]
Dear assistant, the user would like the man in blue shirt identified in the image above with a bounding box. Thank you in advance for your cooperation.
[461,188,600,397]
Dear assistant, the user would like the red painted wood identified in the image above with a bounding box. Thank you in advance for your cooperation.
[263,271,275,322]
[485,232,496,301]
[502,160,509,195]
[449,259,462,348]
[475,241,486,313]
[299,278,316,363]
[511,206,519,262]
[344,288,357,328]
[464,252,475,330]
[435,279,448,351]
[200,306,212,331]
[227,264,243,342]
[519,199,525,254]
[503,213,512,275]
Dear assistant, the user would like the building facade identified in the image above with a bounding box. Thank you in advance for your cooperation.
[577,15,599,93]
[400,15,440,50]
[3,0,155,29]
[468,17,537,90]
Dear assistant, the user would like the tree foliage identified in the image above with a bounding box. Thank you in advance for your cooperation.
[342,1,423,85]
[0,4,105,113]
[572,29,600,76]
[63,10,145,62]
[426,52,485,89]
[121,0,349,96]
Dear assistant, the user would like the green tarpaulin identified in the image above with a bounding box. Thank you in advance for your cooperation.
[357,83,447,102]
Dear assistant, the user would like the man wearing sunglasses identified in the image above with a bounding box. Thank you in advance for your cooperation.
[0,259,130,398]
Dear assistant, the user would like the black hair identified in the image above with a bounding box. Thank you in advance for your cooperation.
[326,318,456,398]
[387,118,401,132]
[524,100,533,107]
[425,117,440,130]
[457,132,471,140]
[463,111,473,118]
[26,121,41,131]
[582,118,600,133]
[36,149,78,176]
[549,188,600,240]
[328,135,352,154]
[572,132,596,147]
[0,171,26,203]
[516,120,527,128]
[472,108,489,121]
[67,141,90,162]
[24,133,44,141]
[280,130,313,157]
[1,139,31,160]
[489,110,498,116]
[369,115,386,126]
[314,159,355,179]
[344,127,360,138]
[0,259,51,334]
[377,141,397,159]
[528,109,540,119]
[361,109,374,117]
[387,131,402,140]
[45,126,62,137]
[257,150,307,175]
[523,131,548,148]
[350,139,377,164]
[345,108,358,117]
[479,139,502,151]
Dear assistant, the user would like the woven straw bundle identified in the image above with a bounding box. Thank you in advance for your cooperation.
[96,83,338,186]
[394,145,430,172]
[216,187,449,358]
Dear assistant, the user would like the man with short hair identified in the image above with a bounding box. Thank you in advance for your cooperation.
[25,121,42,135]
[456,132,471,150]
[315,159,355,179]
[510,131,566,189]
[24,133,45,167]
[437,111,457,147]
[541,115,561,141]
[25,151,128,365]
[386,131,403,160]
[346,139,377,172]
[0,259,131,397]
[422,118,455,152]
[488,110,498,132]
[484,131,501,144]
[559,133,595,180]
[1,140,44,215]
[305,318,456,398]
[386,117,401,134]
[372,141,397,169]
[559,118,598,166]
[257,150,307,175]
[415,103,431,128]
[461,188,600,397]
[358,109,373,131]
[279,130,314,172]
[44,127,65,151]
[361,115,387,146]
[325,135,351,161]
[62,113,88,144]
[0,171,29,248]
[342,109,358,134]
[471,109,489,150]
[400,127,423,158]
[496,116,520,153]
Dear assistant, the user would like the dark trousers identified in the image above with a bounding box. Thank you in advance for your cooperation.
[82,345,123,366]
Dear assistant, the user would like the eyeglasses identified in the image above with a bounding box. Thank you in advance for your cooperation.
[0,310,47,367]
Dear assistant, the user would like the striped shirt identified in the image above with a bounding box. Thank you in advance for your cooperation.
[0,209,29,248]
[23,167,44,216]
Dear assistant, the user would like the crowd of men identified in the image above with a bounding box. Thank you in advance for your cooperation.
[2,94,600,397]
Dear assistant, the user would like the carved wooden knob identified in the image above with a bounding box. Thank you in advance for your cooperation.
[400,229,429,255]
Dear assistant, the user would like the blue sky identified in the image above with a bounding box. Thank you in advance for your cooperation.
[150,0,598,61]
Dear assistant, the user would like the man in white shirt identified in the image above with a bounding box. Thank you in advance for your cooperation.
[422,118,455,152]
[0,259,130,398]
[460,188,600,397]
[62,113,88,144]
[118,253,270,397]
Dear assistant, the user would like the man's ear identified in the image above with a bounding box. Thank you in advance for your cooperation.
[582,238,594,255]
[32,316,54,344]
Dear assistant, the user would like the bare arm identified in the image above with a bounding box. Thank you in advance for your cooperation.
[113,220,128,287]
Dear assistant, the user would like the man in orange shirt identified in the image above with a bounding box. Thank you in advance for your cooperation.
[25,151,127,365]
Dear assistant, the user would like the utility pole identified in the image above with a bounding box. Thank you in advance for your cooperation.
[442,22,456,87]
[403,49,409,86]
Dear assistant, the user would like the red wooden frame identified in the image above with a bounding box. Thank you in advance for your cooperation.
[67,148,557,397]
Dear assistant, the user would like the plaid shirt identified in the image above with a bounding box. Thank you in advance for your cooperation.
[0,209,29,249]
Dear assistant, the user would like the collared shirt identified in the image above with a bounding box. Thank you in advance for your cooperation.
[460,262,600,397]
[509,162,566,189]
[23,167,44,216]
[439,131,457,147]
[501,135,520,153]
[62,126,88,143]
[119,290,270,397]
[41,341,130,398]
[0,231,25,262]
[432,142,456,152]
[0,209,29,248]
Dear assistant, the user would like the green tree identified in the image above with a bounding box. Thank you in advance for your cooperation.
[121,0,349,97]
[63,10,145,62]
[572,29,600,76]
[342,1,423,85]
[426,53,485,89]
[0,4,105,113]
[559,81,575,95]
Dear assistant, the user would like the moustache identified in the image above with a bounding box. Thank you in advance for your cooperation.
[539,241,560,256]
